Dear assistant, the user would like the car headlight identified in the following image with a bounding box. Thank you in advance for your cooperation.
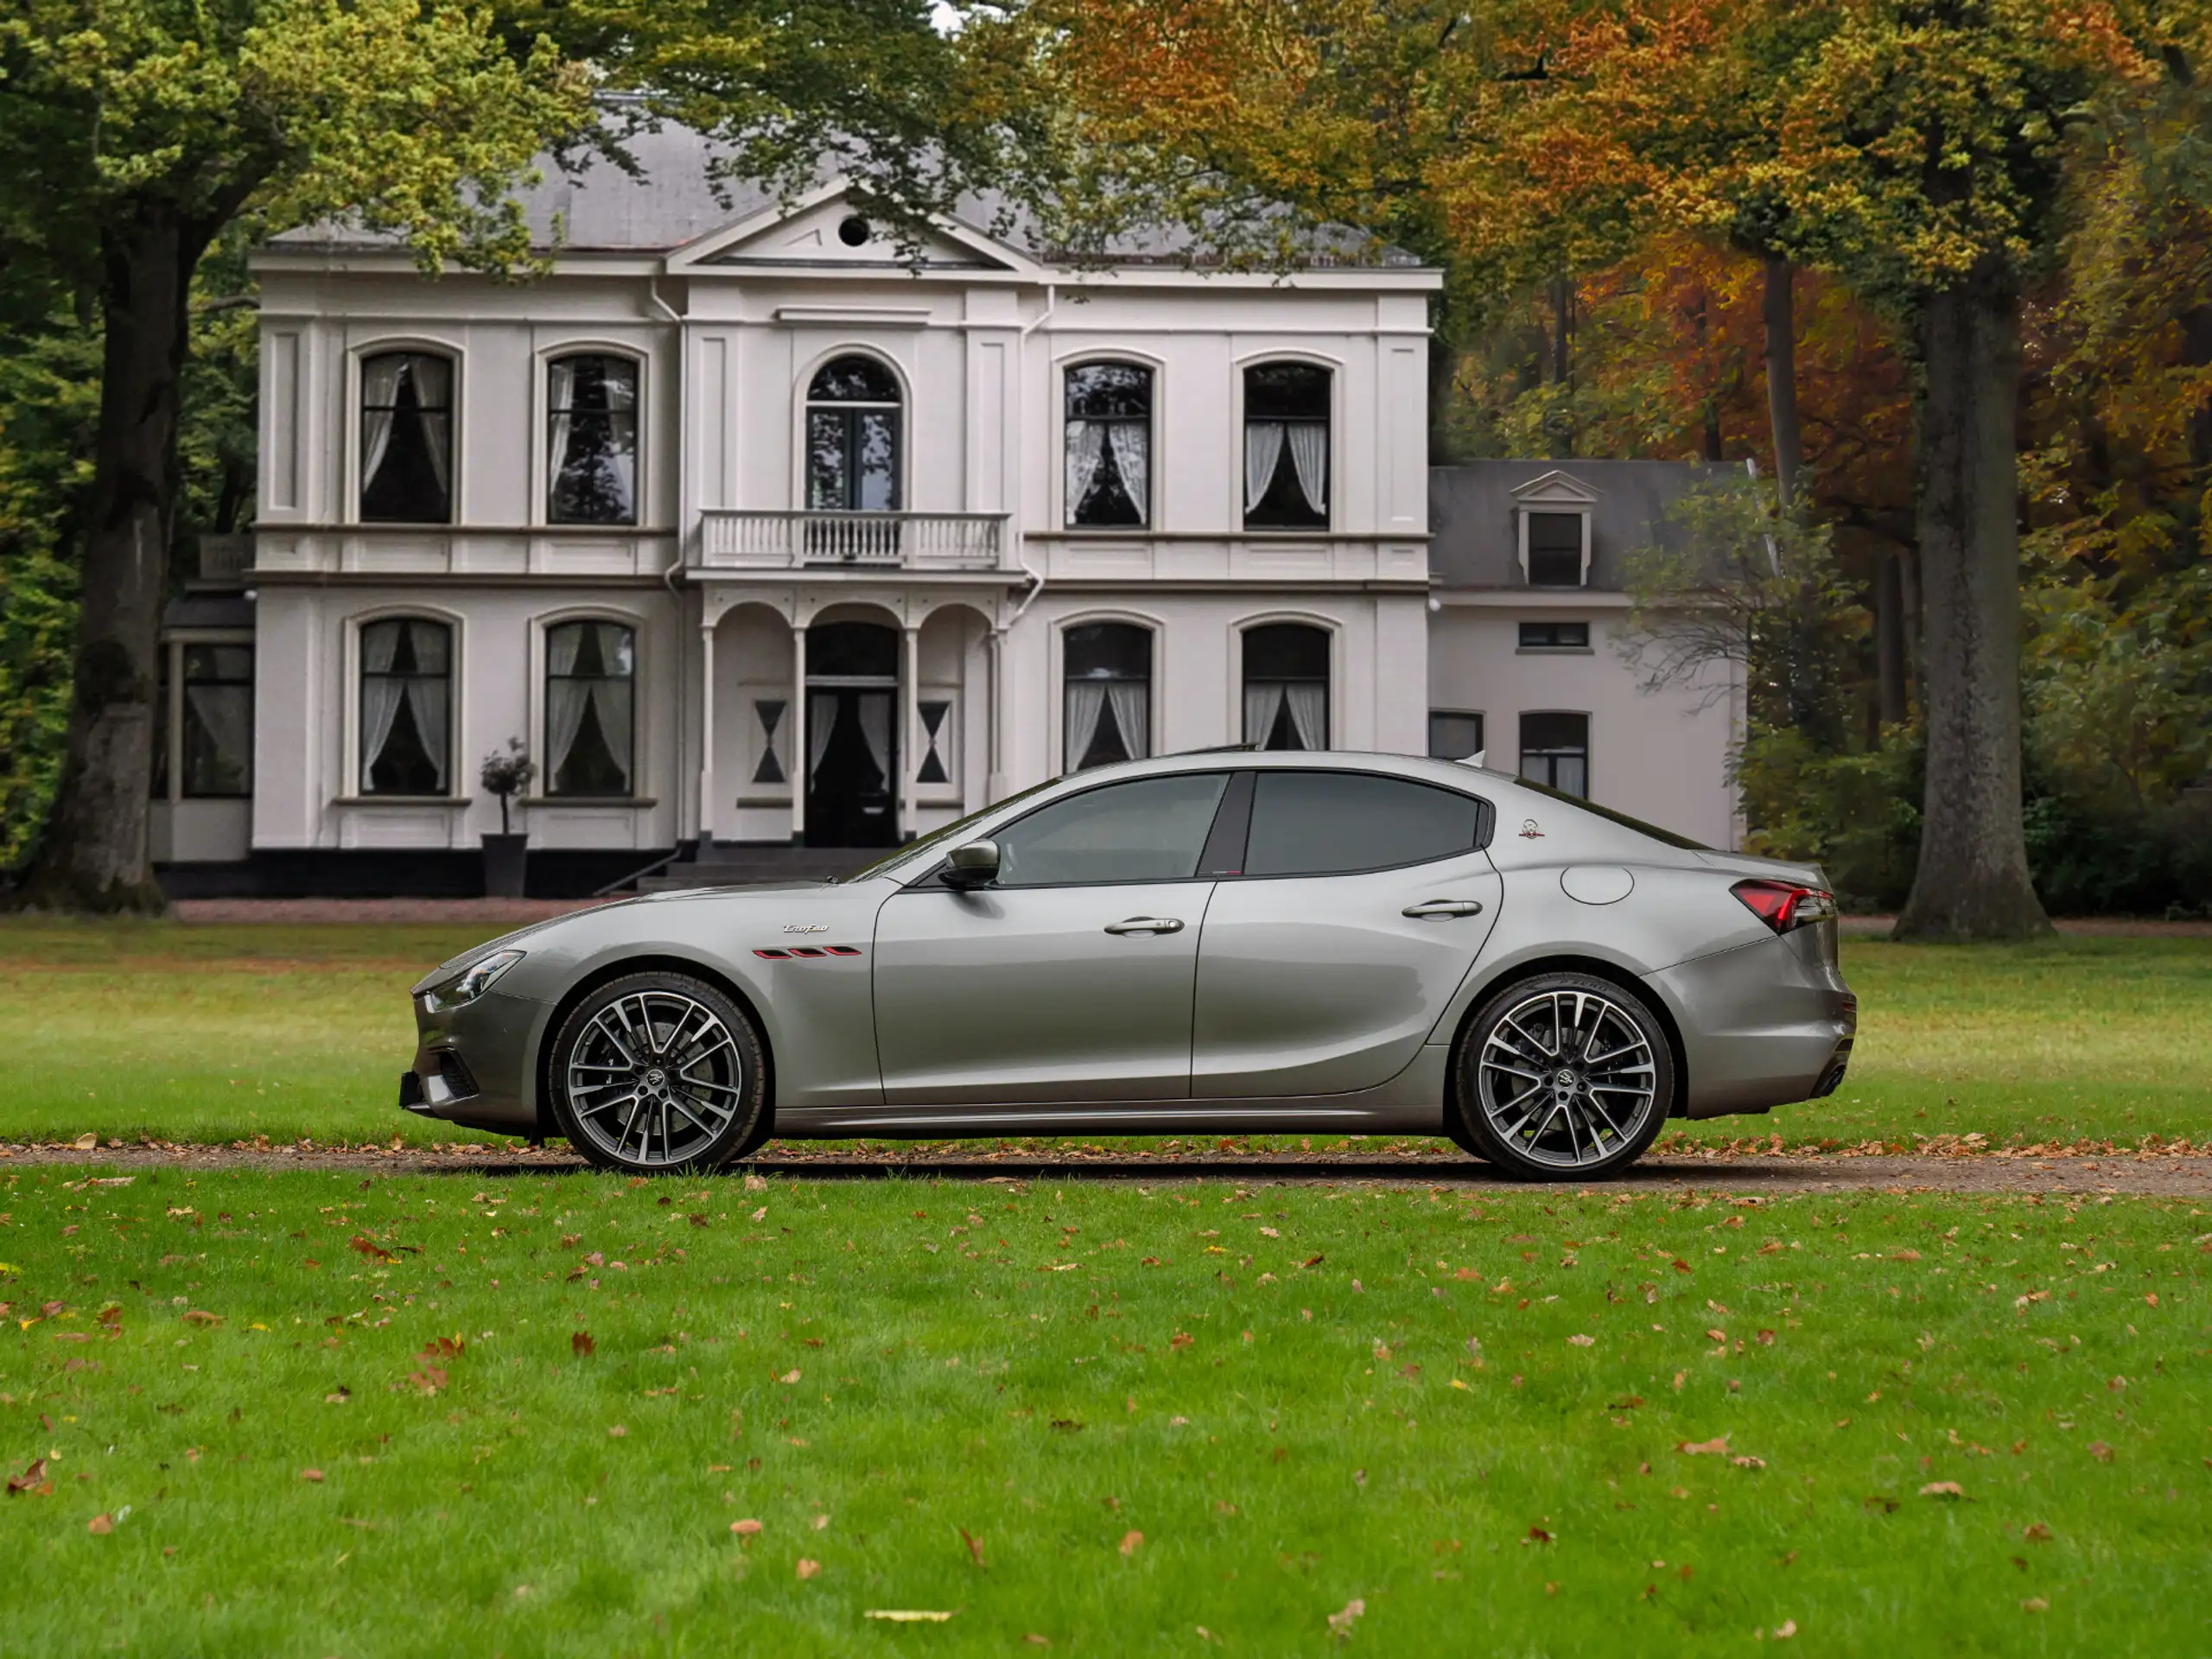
[423,950,525,1014]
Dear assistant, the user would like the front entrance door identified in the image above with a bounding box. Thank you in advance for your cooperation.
[804,687,898,848]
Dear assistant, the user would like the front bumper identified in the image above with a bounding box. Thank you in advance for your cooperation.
[1651,928,1857,1120]
[401,988,543,1134]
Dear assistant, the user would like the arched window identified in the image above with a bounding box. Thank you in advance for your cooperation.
[359,353,453,524]
[1065,362,1151,527]
[805,356,901,511]
[1242,362,1330,530]
[1243,622,1329,750]
[1064,623,1153,770]
[359,618,451,794]
[545,620,636,798]
[548,354,639,525]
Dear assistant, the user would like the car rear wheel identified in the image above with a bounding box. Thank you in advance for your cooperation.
[1451,972,1673,1180]
[548,973,771,1174]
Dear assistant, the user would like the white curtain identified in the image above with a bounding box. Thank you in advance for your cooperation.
[546,358,575,508]
[1286,682,1327,751]
[359,357,406,499]
[185,684,251,785]
[1105,680,1149,760]
[1065,419,1107,522]
[358,621,404,791]
[1286,423,1329,514]
[857,694,892,788]
[410,355,453,498]
[1244,421,1285,513]
[607,372,637,520]
[1244,682,1283,746]
[1107,423,1148,522]
[807,691,836,784]
[410,675,448,789]
[593,676,633,791]
[544,624,588,785]
[1065,682,1107,768]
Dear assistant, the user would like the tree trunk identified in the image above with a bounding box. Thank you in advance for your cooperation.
[1874,552,1909,726]
[14,206,198,911]
[1893,278,2051,941]
[1761,255,1803,506]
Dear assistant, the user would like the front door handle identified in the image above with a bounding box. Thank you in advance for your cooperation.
[1402,899,1484,920]
[1104,916,1185,936]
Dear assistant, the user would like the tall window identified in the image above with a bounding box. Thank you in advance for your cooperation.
[359,353,453,523]
[1243,622,1329,750]
[1064,622,1153,770]
[1520,711,1590,798]
[545,621,636,798]
[1243,362,1330,530]
[1065,362,1151,527]
[805,356,901,511]
[181,645,253,798]
[1525,512,1586,586]
[548,355,639,525]
[359,618,451,795]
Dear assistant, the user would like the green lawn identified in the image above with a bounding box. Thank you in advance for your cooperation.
[0,919,2206,1153]
[1,1169,2202,1653]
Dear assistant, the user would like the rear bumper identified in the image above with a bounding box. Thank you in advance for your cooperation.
[1651,931,1857,1120]
[401,989,543,1134]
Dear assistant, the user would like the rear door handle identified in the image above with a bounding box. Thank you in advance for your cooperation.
[1104,916,1185,935]
[1402,899,1484,919]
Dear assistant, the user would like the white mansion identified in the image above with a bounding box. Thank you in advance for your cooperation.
[149,128,1740,894]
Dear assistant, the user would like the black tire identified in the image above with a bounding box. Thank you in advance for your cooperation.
[1448,971,1675,1181]
[546,972,771,1174]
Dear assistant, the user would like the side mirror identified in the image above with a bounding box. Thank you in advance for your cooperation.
[940,839,1001,890]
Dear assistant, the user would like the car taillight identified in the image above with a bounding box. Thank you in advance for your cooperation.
[1732,878,1837,934]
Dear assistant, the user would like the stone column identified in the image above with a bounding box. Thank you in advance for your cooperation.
[900,621,921,840]
[789,621,808,844]
[697,619,716,843]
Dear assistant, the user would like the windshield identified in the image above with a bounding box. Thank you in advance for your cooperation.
[834,775,1064,883]
[1514,777,1713,852]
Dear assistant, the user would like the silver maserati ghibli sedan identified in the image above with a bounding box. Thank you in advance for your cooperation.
[401,751,1855,1180]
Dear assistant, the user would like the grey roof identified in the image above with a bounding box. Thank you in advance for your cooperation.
[270,118,1428,269]
[1428,460,1716,590]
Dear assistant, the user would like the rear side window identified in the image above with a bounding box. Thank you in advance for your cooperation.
[1242,771,1484,877]
[995,772,1230,887]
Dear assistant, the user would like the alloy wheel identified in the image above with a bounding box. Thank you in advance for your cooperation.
[1476,987,1660,1170]
[563,988,747,1168]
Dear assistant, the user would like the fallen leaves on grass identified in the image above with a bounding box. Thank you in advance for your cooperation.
[2024,1522,2053,1542]
[301,1468,326,1483]
[1118,1530,1143,1556]
[1919,1482,1965,1499]
[572,1332,595,1357]
[1567,1334,1595,1347]
[960,1526,986,1567]
[87,1512,112,1534]
[796,1558,820,1580]
[1525,1526,1554,1544]
[2087,1441,2113,1463]
[404,1366,447,1395]
[181,1310,222,1327]
[7,1459,53,1497]
[864,1610,957,1623]
[1326,1599,1365,1638]
[1678,1436,1730,1456]
[2023,1599,2049,1613]
[607,1425,627,1440]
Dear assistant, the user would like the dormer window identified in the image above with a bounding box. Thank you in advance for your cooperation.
[1511,471,1599,588]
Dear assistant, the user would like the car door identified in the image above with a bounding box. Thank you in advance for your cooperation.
[1192,768,1502,1098]
[873,770,1236,1105]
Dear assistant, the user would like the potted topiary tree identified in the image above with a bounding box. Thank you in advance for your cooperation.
[480,740,536,898]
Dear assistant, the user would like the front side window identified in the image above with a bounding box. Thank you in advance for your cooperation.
[549,355,639,525]
[1243,771,1483,877]
[546,620,636,798]
[995,772,1229,887]
[359,352,453,523]
[1242,622,1329,750]
[1428,710,1484,761]
[1526,512,1586,587]
[1243,362,1330,529]
[359,618,451,795]
[181,644,252,798]
[1520,710,1590,798]
[1063,622,1153,770]
[1065,363,1151,527]
[806,355,901,512]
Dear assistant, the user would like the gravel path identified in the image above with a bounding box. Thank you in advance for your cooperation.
[7,1140,2209,1196]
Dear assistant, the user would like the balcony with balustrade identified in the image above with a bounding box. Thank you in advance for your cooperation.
[694,510,1009,574]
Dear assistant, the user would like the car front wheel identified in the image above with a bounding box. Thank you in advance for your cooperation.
[1451,972,1674,1180]
[548,972,771,1174]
